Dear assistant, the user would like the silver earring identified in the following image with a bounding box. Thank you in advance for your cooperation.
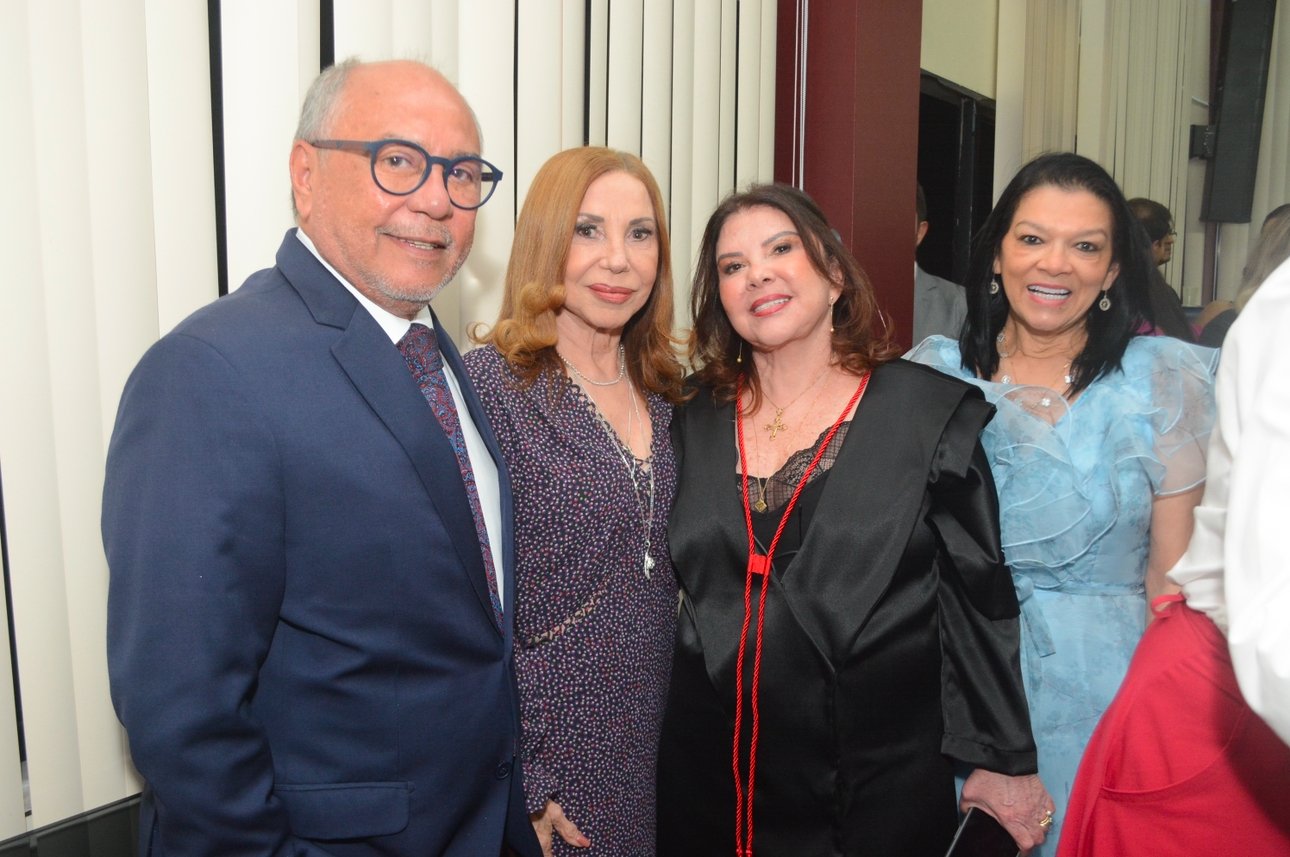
[1098,291,1111,311]
[989,276,1000,295]
[736,339,743,364]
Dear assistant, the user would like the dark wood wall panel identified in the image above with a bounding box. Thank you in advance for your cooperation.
[775,1,923,347]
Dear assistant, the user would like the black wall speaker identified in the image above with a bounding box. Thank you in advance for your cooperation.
[1199,0,1278,223]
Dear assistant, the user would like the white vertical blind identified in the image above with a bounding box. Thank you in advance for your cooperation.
[667,0,698,314]
[993,0,1029,196]
[607,0,645,152]
[10,0,113,829]
[516,0,573,209]
[77,0,156,812]
[716,0,738,193]
[220,1,319,292]
[0,0,774,836]
[640,0,675,197]
[735,0,770,191]
[0,0,49,834]
[144,0,220,335]
[587,0,611,147]
[456,0,519,336]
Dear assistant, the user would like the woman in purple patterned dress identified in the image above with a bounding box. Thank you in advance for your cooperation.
[464,147,685,856]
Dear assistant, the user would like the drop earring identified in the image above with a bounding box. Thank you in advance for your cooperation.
[1098,290,1111,311]
[829,297,836,333]
[736,339,743,364]
[989,276,1001,295]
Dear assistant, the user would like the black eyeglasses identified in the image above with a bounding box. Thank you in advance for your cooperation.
[309,139,503,210]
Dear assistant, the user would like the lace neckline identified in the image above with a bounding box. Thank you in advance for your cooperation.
[736,421,851,513]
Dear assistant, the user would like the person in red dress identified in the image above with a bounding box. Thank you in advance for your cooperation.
[1058,260,1290,857]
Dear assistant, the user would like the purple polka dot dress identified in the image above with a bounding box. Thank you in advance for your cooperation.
[464,345,678,856]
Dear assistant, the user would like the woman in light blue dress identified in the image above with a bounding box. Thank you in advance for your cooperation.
[908,153,1217,855]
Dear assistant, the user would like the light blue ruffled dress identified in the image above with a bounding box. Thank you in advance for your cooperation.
[907,335,1217,855]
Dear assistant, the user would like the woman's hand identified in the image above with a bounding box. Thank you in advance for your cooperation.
[960,769,1055,854]
[530,800,590,856]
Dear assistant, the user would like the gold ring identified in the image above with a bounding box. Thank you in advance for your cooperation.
[1038,811,1055,828]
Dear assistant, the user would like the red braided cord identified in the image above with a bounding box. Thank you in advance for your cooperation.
[731,372,870,856]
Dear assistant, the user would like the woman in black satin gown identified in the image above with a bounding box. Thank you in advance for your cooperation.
[656,184,1054,857]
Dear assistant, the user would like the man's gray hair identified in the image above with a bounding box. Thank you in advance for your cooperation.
[296,58,360,143]
[290,59,358,219]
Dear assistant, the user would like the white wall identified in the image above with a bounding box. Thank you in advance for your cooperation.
[0,0,776,834]
[921,0,999,98]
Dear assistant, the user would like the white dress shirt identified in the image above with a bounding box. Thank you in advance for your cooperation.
[1170,256,1290,743]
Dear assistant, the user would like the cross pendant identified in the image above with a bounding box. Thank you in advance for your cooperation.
[764,409,786,440]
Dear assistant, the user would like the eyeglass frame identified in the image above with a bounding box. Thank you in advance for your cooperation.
[308,138,504,210]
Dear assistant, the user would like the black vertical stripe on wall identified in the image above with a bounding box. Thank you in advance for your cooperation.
[603,2,611,146]
[208,0,229,297]
[320,0,335,69]
[0,466,29,786]
[512,0,520,219]
[583,0,592,145]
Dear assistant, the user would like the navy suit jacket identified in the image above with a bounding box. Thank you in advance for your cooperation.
[104,232,540,857]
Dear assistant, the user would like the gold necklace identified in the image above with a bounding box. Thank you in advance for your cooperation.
[753,475,770,513]
[761,366,831,440]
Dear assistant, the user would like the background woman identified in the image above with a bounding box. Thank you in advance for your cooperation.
[465,147,685,856]
[1125,197,1194,342]
[657,184,1052,857]
[909,152,1218,854]
[1196,202,1290,347]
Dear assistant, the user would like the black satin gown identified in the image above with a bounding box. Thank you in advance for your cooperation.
[657,360,1036,857]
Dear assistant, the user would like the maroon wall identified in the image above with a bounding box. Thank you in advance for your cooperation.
[775,1,923,348]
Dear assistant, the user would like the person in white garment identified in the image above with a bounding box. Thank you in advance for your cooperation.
[1058,257,1290,857]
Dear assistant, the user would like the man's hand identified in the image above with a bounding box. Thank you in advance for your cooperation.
[530,800,590,857]
[961,769,1055,853]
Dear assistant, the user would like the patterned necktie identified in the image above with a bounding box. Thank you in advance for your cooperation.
[397,323,503,623]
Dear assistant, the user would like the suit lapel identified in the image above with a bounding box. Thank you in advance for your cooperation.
[277,232,501,632]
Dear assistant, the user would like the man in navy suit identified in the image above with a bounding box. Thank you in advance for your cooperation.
[104,58,540,857]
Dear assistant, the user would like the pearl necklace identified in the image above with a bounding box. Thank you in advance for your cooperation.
[582,376,656,578]
[996,330,1073,406]
[559,345,626,386]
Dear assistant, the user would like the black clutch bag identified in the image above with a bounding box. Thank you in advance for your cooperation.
[943,807,1020,857]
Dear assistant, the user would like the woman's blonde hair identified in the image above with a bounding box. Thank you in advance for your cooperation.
[473,147,684,402]
[1235,203,1290,313]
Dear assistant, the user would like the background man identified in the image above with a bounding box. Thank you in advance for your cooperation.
[914,182,967,344]
[1127,196,1195,341]
[104,59,539,856]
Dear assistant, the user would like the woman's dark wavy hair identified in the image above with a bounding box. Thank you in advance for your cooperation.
[689,183,899,408]
[960,152,1152,394]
